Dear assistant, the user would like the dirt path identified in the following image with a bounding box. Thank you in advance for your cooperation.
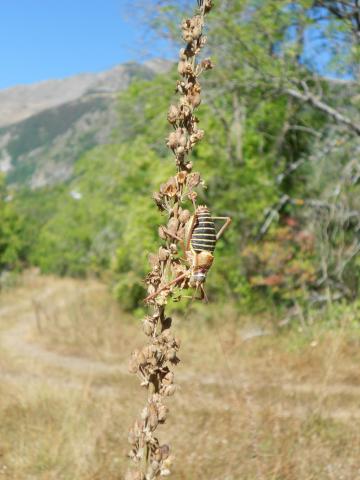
[2,278,360,421]
[2,311,127,376]
[0,281,128,398]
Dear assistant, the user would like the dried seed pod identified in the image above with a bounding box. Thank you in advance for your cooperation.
[176,80,187,94]
[178,48,187,60]
[150,460,160,473]
[179,209,191,224]
[177,60,185,75]
[163,384,176,397]
[148,403,159,431]
[137,350,147,366]
[176,145,185,156]
[167,217,179,236]
[177,171,187,184]
[158,226,167,240]
[169,243,178,255]
[167,131,179,149]
[166,348,177,362]
[204,0,214,13]
[189,93,201,108]
[158,247,170,262]
[160,444,170,460]
[167,105,179,124]
[171,262,187,277]
[162,177,177,198]
[190,129,205,145]
[187,172,201,188]
[152,191,165,211]
[156,290,169,306]
[153,448,162,462]
[201,58,214,70]
[143,318,155,337]
[179,94,192,108]
[178,131,187,147]
[161,329,175,344]
[162,371,174,385]
[142,345,153,360]
[192,26,202,39]
[157,404,168,423]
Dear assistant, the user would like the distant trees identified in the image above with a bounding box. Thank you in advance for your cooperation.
[0,175,26,276]
[123,0,360,307]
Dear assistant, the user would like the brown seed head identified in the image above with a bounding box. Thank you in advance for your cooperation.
[162,371,175,385]
[201,58,214,70]
[167,105,179,124]
[167,217,179,236]
[160,444,171,460]
[157,404,168,423]
[187,172,201,188]
[158,226,167,240]
[166,348,177,362]
[163,384,177,397]
[158,247,170,262]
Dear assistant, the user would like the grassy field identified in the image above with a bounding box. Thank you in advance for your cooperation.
[1,272,360,479]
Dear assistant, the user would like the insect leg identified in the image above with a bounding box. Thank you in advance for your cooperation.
[211,216,232,240]
[144,272,187,303]
[162,227,187,258]
[200,284,209,303]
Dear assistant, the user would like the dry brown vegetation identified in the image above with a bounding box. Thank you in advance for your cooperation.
[1,272,360,479]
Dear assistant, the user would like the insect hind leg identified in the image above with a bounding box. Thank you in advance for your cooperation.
[211,216,232,240]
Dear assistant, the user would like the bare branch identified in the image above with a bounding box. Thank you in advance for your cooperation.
[285,88,360,135]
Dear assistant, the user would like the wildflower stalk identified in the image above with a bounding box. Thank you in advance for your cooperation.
[126,1,214,478]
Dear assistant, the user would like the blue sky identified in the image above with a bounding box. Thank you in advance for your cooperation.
[0,2,349,90]
[0,0,170,90]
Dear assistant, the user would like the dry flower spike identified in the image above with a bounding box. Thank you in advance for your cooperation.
[125,1,229,478]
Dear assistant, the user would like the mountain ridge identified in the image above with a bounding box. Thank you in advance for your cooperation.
[0,59,171,188]
[0,59,171,128]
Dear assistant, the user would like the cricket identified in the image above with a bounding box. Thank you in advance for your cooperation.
[145,205,231,303]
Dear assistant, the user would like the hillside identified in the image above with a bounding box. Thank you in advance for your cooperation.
[0,60,170,188]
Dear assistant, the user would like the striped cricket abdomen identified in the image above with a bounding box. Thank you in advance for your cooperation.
[191,209,217,253]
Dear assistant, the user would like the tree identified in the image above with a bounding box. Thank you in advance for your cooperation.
[0,175,26,273]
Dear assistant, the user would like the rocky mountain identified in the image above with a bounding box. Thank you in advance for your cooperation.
[0,60,170,188]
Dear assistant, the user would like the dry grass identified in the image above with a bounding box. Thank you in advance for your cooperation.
[1,272,360,479]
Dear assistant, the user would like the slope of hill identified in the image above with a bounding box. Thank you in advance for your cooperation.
[0,60,170,188]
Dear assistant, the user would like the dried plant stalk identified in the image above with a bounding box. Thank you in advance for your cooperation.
[126,1,214,478]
